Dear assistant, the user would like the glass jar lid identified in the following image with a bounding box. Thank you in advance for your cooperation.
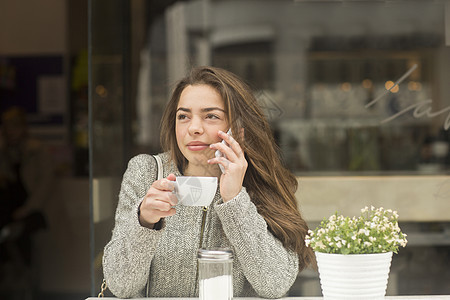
[197,248,233,260]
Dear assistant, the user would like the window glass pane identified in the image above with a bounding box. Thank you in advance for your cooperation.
[133,0,450,175]
[90,0,450,296]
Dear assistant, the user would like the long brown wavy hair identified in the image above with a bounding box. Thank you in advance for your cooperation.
[160,66,315,271]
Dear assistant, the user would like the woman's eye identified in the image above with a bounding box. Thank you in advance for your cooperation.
[177,114,187,120]
[206,114,219,120]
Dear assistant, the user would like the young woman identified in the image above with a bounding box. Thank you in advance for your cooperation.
[102,66,315,298]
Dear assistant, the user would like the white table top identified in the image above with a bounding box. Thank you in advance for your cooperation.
[87,296,450,299]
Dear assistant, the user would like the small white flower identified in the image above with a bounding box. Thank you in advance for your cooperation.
[358,229,370,236]
[316,241,325,249]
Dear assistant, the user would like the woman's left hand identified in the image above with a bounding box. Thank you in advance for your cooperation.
[208,130,247,202]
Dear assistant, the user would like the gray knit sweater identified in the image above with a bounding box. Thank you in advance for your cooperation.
[102,153,299,298]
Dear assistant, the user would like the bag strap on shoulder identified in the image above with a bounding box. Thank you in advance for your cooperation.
[153,155,163,180]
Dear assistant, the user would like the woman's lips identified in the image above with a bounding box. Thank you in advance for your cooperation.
[187,142,209,151]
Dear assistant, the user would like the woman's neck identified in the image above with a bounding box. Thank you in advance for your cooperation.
[184,163,221,178]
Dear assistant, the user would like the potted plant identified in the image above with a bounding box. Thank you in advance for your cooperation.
[305,206,408,299]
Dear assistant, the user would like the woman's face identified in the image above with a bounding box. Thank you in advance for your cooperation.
[175,84,229,172]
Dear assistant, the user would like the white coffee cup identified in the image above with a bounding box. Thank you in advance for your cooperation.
[174,176,218,206]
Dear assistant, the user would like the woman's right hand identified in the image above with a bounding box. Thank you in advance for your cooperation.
[139,173,178,228]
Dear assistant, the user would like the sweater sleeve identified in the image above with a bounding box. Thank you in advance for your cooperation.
[214,187,299,299]
[102,154,165,298]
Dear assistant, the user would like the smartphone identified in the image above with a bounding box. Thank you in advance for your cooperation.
[215,128,232,173]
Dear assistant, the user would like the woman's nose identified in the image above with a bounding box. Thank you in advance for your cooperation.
[188,117,204,135]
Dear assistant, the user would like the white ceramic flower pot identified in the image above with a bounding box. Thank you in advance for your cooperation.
[315,251,393,300]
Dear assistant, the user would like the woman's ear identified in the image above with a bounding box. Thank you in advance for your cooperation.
[239,127,245,142]
[232,117,244,140]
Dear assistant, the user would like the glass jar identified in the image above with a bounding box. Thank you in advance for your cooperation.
[197,248,233,300]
